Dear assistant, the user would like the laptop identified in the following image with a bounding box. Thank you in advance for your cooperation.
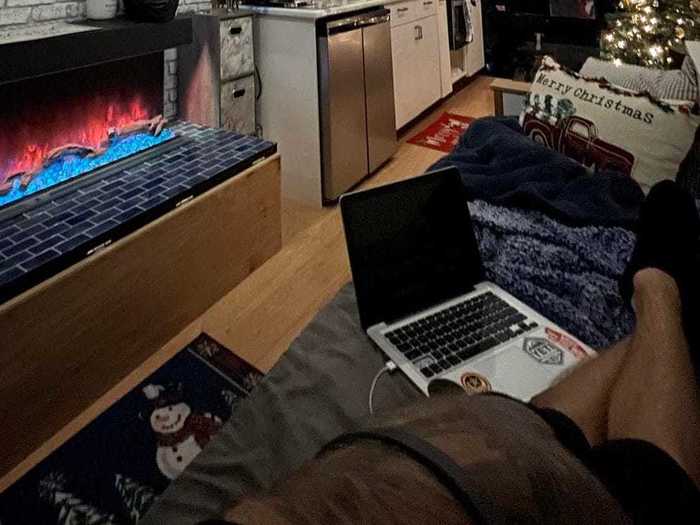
[340,167,595,401]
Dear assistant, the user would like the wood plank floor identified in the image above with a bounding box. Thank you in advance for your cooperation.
[0,75,495,490]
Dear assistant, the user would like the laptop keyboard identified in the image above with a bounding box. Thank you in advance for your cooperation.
[383,292,538,379]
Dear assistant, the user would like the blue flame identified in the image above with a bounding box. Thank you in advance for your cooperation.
[0,129,176,210]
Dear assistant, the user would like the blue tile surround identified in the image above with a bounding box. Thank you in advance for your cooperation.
[0,122,276,304]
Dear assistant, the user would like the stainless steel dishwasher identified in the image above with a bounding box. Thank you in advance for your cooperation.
[318,8,398,201]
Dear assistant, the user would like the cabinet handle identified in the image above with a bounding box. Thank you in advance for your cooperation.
[423,1,433,5]
[397,7,409,12]
[414,25,423,40]
[233,88,246,98]
[229,26,242,35]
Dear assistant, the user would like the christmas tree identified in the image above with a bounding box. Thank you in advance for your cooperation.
[39,472,118,525]
[601,0,700,69]
[114,474,157,524]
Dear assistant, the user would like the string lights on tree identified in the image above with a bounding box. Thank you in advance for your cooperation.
[600,0,700,69]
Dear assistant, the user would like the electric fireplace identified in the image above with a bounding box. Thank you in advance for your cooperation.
[0,20,276,303]
[0,54,175,211]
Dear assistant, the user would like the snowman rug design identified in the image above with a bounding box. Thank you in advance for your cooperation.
[143,384,222,480]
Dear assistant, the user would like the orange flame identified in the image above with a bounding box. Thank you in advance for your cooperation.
[3,94,152,182]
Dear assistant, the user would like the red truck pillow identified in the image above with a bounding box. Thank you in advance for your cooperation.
[520,56,700,192]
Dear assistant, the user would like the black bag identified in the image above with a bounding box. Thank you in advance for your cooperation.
[124,0,180,22]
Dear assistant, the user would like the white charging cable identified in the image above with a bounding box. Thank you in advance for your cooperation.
[368,361,397,415]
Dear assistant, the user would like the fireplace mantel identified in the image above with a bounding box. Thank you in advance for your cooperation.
[0,16,193,86]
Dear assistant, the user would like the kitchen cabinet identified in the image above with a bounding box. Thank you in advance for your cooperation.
[465,0,485,77]
[179,13,257,136]
[247,0,458,207]
[437,0,453,98]
[391,0,442,129]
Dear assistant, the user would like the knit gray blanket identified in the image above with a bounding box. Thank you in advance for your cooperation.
[471,199,636,349]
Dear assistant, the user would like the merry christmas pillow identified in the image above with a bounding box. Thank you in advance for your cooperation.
[520,56,700,192]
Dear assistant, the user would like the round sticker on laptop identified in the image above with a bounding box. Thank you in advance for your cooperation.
[460,372,492,393]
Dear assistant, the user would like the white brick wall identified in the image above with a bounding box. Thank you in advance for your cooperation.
[0,0,211,117]
[32,2,84,21]
[0,0,85,27]
[163,46,179,117]
[0,7,33,25]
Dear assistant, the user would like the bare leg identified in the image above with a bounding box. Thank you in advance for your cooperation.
[532,336,630,446]
[607,268,700,487]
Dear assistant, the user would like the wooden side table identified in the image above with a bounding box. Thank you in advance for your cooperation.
[490,78,531,116]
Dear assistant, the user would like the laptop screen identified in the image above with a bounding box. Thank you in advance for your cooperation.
[340,167,484,330]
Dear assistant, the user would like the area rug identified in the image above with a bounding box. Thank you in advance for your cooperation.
[407,112,474,153]
[0,334,264,524]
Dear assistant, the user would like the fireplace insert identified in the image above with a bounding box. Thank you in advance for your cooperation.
[0,53,175,212]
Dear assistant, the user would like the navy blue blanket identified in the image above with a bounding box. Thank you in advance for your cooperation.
[470,200,635,349]
[430,117,644,229]
[427,117,641,347]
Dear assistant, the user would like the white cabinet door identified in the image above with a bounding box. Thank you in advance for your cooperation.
[465,0,485,76]
[391,15,442,129]
[437,0,453,98]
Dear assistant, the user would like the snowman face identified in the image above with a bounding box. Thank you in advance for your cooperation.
[150,402,191,434]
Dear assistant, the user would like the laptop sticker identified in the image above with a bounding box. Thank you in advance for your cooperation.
[545,327,588,360]
[460,372,492,393]
[523,337,564,365]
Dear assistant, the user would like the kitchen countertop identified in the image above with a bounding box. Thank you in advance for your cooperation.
[239,0,404,20]
[206,7,256,19]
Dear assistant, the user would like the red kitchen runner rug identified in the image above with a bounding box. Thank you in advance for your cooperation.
[407,112,474,153]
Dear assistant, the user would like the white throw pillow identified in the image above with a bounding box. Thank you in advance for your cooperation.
[521,56,700,191]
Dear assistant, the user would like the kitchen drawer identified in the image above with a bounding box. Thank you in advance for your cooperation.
[220,17,254,81]
[389,0,418,27]
[417,0,437,18]
[220,75,256,136]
